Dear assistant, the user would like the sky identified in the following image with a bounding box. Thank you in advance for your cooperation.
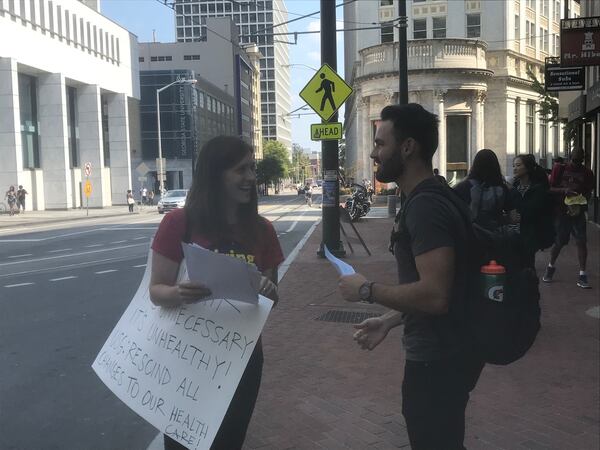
[100,0,347,154]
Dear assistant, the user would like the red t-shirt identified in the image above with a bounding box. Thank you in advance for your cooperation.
[151,208,284,273]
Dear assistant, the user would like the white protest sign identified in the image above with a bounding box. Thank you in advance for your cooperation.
[92,251,273,449]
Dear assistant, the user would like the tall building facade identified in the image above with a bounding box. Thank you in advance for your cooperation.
[135,69,236,192]
[172,0,291,150]
[0,0,139,210]
[344,0,577,185]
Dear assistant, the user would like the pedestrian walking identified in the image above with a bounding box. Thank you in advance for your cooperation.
[454,148,519,232]
[542,148,595,288]
[150,136,284,450]
[126,189,135,213]
[16,185,28,213]
[148,190,155,206]
[511,154,554,270]
[338,104,484,449]
[141,187,148,205]
[5,185,17,216]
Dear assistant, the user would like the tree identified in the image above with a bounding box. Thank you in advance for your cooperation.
[257,156,285,195]
[263,140,290,179]
[527,67,559,123]
[292,143,311,183]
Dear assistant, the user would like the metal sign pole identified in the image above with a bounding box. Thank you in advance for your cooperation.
[318,0,344,258]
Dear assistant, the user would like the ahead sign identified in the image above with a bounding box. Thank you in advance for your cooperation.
[310,123,343,141]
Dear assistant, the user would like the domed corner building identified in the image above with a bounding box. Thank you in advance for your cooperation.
[343,0,571,187]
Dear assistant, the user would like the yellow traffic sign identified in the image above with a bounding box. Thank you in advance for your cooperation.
[84,180,92,198]
[311,122,343,141]
[299,64,353,122]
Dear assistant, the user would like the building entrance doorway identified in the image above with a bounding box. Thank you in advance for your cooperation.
[446,115,470,186]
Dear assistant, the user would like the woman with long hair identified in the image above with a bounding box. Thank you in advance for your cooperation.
[150,136,284,450]
[5,185,17,216]
[454,149,517,231]
[512,154,553,269]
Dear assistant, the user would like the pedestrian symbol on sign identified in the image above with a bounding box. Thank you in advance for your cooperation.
[316,73,335,111]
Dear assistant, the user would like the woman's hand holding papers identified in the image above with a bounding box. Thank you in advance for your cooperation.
[176,281,212,304]
[259,276,279,305]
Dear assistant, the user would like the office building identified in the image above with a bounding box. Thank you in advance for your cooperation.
[172,0,292,150]
[0,0,139,210]
[344,0,577,185]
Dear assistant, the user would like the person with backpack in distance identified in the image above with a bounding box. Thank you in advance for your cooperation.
[543,148,595,288]
[511,154,554,270]
[454,149,519,233]
[338,104,485,449]
[150,136,283,450]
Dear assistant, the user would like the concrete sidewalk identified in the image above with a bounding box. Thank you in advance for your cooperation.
[243,216,600,449]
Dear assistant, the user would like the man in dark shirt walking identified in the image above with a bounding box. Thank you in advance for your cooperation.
[338,104,483,449]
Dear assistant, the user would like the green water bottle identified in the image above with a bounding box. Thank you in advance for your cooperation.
[480,260,506,302]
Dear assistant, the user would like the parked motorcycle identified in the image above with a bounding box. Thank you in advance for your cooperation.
[345,183,371,221]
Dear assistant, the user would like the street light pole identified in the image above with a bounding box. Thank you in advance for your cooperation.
[156,78,197,195]
[398,0,408,105]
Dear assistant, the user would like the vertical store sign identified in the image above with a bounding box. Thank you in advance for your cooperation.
[561,17,600,67]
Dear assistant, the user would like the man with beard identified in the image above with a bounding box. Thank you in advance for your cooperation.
[338,104,484,449]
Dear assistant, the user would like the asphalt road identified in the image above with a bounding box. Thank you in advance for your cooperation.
[0,194,321,450]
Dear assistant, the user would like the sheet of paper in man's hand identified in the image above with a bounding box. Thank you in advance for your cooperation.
[182,243,261,304]
[324,245,356,276]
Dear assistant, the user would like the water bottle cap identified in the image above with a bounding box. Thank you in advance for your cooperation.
[481,260,506,274]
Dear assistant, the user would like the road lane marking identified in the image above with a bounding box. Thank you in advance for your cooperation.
[50,276,77,282]
[8,254,33,258]
[95,269,117,274]
[133,264,147,268]
[0,254,147,279]
[110,240,127,244]
[285,209,309,233]
[4,282,34,288]
[278,218,321,282]
[85,244,103,248]
[133,237,148,240]
[0,243,147,267]
[48,248,72,253]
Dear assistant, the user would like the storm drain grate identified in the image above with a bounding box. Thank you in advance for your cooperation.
[316,310,380,324]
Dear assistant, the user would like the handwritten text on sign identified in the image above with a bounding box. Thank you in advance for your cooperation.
[92,252,272,449]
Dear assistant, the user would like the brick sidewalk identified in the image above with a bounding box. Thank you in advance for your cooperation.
[244,216,600,449]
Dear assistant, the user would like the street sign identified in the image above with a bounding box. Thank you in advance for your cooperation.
[545,64,585,91]
[299,63,353,122]
[561,17,600,67]
[84,162,92,177]
[311,123,343,141]
[136,162,150,176]
[84,180,92,198]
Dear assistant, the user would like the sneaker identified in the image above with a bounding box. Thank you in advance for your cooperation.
[577,274,592,289]
[542,266,555,283]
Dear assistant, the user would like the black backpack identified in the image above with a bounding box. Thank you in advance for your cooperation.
[398,184,541,365]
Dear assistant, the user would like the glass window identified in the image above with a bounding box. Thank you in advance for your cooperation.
[541,27,548,52]
[526,102,535,154]
[19,74,40,169]
[466,14,480,38]
[540,118,547,158]
[554,0,560,21]
[527,0,536,10]
[67,87,79,168]
[380,0,393,5]
[413,19,426,39]
[139,56,144,62]
[101,96,110,167]
[48,1,54,34]
[432,16,446,38]
[515,15,520,40]
[543,0,549,17]
[381,24,394,43]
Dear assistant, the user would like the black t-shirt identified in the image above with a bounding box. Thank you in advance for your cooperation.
[393,178,468,361]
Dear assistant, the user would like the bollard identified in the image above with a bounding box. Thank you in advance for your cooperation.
[387,195,397,217]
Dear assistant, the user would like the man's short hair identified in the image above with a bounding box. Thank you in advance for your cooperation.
[380,104,439,163]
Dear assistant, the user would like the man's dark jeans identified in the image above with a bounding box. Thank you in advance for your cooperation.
[402,353,484,450]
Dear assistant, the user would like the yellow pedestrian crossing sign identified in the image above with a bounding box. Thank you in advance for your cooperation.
[299,63,353,122]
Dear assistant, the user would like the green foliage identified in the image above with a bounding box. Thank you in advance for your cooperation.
[263,140,290,179]
[257,155,285,187]
[527,68,559,123]
[291,143,311,183]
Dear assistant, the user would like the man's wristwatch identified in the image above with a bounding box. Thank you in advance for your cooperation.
[359,281,375,304]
